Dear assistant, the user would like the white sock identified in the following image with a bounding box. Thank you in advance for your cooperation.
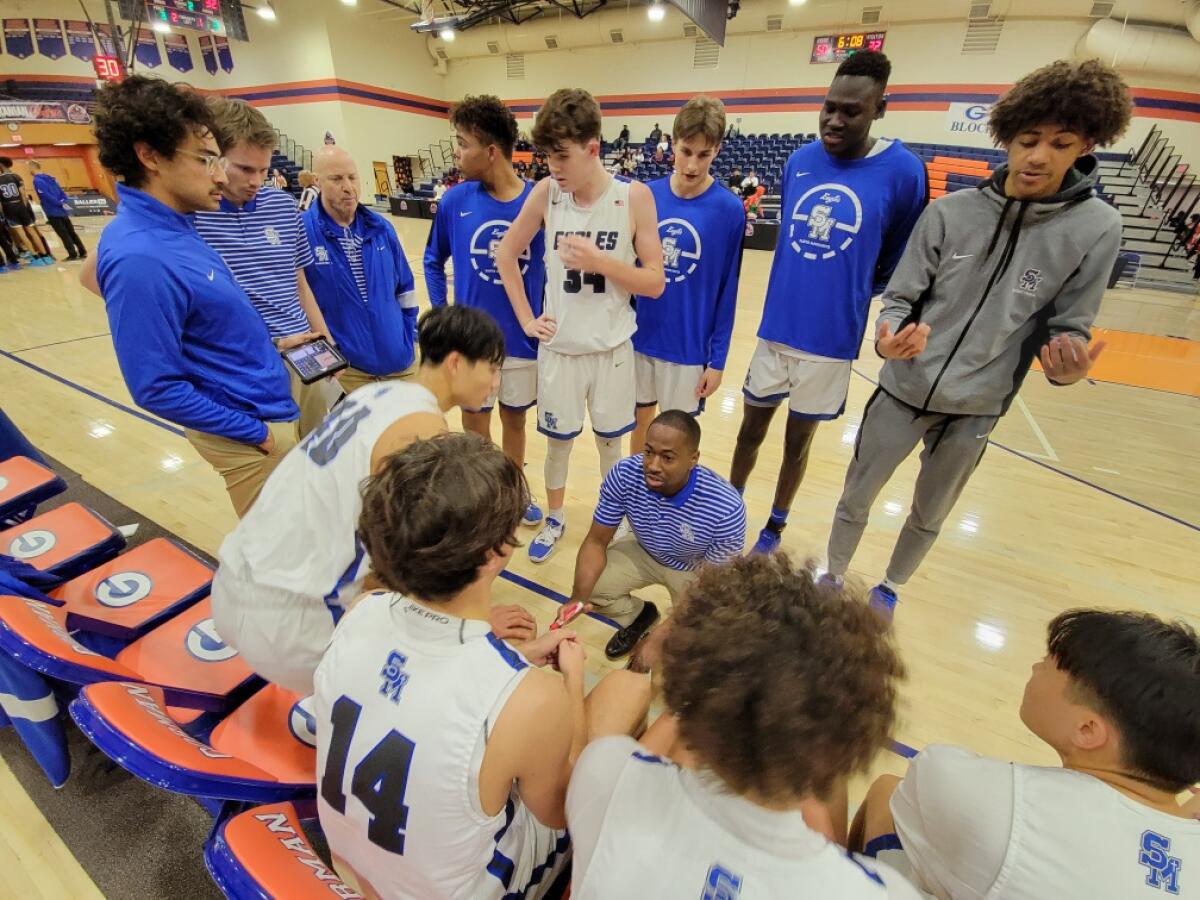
[547,507,565,527]
[881,577,898,592]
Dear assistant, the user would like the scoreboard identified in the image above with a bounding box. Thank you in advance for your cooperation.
[147,0,225,35]
[810,31,886,65]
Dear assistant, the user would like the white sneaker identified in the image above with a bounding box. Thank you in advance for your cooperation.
[529,517,565,564]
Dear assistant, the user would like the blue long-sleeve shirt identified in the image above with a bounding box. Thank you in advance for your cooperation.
[303,200,418,376]
[758,139,927,360]
[32,172,69,218]
[633,177,744,370]
[96,184,297,444]
[423,180,545,361]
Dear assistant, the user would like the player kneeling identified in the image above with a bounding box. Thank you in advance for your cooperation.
[566,554,922,899]
[315,432,652,899]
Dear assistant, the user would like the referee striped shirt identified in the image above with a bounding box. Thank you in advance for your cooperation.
[192,187,315,339]
[594,456,746,571]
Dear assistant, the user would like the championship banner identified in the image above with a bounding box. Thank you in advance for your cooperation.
[94,23,116,57]
[0,101,92,124]
[135,28,162,68]
[34,19,65,60]
[197,34,217,75]
[3,19,33,59]
[65,20,96,61]
[214,35,233,73]
[164,32,192,72]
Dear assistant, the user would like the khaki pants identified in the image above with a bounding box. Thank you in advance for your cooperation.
[591,536,696,626]
[185,420,299,518]
[289,368,343,438]
[337,363,417,396]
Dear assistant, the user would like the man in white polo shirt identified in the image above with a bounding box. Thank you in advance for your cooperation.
[567,409,745,660]
[193,97,337,437]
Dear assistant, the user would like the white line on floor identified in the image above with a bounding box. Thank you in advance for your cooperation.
[1014,396,1059,462]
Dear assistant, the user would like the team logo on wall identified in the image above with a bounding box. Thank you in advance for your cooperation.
[185,618,238,662]
[94,571,154,608]
[659,218,702,284]
[788,182,863,261]
[469,220,530,284]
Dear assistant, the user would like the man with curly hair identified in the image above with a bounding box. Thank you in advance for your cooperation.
[851,609,1200,899]
[565,553,920,898]
[92,75,299,517]
[826,59,1132,615]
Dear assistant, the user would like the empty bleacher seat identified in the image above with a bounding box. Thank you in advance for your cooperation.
[0,456,65,524]
[1,503,125,582]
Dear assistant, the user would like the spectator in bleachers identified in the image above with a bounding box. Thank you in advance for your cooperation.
[315,432,652,899]
[649,122,663,142]
[825,59,1132,614]
[566,554,918,898]
[851,609,1200,899]
[740,168,760,193]
[270,167,288,190]
[725,165,742,191]
[655,135,670,162]
[616,123,630,149]
[297,170,319,210]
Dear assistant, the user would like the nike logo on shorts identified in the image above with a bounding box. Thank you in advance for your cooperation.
[953,253,974,260]
[207,270,215,281]
[460,211,472,217]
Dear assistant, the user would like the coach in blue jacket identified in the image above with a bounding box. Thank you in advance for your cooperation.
[304,146,419,394]
[30,161,87,260]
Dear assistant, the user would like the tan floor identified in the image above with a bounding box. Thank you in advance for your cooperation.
[1,214,1197,892]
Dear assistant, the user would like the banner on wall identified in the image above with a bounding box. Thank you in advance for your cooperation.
[164,32,192,72]
[214,35,233,72]
[65,20,95,61]
[197,34,217,75]
[94,23,116,57]
[0,101,91,124]
[34,19,65,60]
[135,28,161,68]
[945,102,993,135]
[4,19,33,59]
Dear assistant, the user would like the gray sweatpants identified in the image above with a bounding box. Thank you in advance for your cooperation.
[827,389,997,585]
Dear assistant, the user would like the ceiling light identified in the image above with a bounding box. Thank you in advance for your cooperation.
[257,2,277,21]
[439,26,456,41]
[53,142,76,146]
[647,3,666,21]
[341,0,358,5]
[788,0,807,6]
[152,21,170,33]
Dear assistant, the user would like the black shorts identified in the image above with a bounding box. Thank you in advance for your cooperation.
[2,204,33,227]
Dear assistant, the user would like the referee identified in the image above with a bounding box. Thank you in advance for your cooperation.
[568,409,746,659]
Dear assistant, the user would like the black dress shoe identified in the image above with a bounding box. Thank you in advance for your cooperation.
[605,602,659,660]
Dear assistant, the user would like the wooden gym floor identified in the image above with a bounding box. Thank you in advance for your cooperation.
[1,214,1197,895]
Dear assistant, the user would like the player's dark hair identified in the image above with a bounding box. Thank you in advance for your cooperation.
[359,433,530,602]
[93,75,215,188]
[663,555,904,802]
[989,59,1131,147]
[417,305,505,367]
[835,50,891,87]
[0,157,12,168]
[651,409,701,453]
[532,88,602,150]
[451,95,519,159]
[1047,609,1200,792]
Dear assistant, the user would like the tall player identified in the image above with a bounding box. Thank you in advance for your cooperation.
[212,306,536,694]
[424,95,547,527]
[316,433,652,898]
[729,51,927,555]
[629,95,744,454]
[497,88,665,564]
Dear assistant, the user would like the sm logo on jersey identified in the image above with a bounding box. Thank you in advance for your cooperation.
[659,218,702,284]
[788,182,863,261]
[95,571,154,608]
[553,230,619,251]
[185,618,239,662]
[469,219,530,285]
[380,650,410,704]
[701,864,743,900]
[1140,830,1182,894]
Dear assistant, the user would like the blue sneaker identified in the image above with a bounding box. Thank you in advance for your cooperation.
[867,584,898,623]
[750,526,782,555]
[528,517,564,564]
[30,257,48,267]
[521,502,544,527]
[5,262,21,271]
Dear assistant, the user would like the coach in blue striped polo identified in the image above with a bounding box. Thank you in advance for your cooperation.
[304,146,419,395]
[193,98,336,437]
[92,76,298,518]
[568,409,746,659]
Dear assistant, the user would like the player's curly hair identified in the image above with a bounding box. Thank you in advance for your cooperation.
[662,554,905,802]
[359,433,530,603]
[93,75,215,188]
[532,88,602,151]
[988,59,1132,147]
[835,49,891,87]
[451,95,519,159]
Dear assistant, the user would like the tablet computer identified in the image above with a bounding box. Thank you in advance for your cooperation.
[282,337,348,384]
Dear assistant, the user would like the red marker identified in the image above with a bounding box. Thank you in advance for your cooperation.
[550,601,586,631]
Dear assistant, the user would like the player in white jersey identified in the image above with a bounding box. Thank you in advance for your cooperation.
[316,433,652,899]
[852,609,1200,899]
[497,87,665,564]
[211,305,537,693]
[567,553,920,899]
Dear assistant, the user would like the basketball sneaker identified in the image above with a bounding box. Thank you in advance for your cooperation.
[750,525,782,555]
[867,583,898,623]
[521,502,544,527]
[528,517,564,564]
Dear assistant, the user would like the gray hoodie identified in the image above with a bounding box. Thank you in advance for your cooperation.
[876,156,1121,417]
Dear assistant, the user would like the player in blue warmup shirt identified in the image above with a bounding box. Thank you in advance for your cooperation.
[630,95,745,455]
[425,95,547,527]
[729,51,927,555]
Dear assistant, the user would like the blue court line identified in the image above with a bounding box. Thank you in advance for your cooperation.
[9,333,111,354]
[849,367,1199,533]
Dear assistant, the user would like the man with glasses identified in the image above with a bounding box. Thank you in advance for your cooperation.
[93,75,298,517]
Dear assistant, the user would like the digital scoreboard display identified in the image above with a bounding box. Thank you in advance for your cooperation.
[93,55,127,82]
[147,0,225,34]
[810,31,886,64]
